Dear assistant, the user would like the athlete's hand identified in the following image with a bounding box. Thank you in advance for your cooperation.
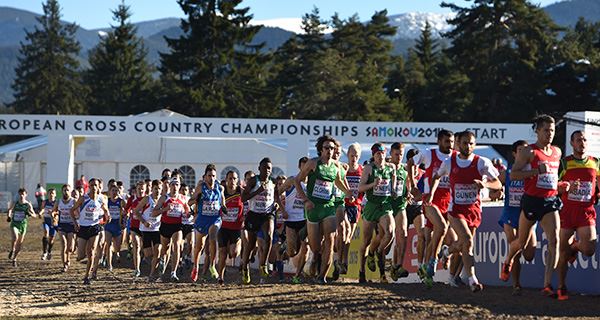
[538,163,548,174]
[473,179,485,190]
[558,181,570,194]
[422,193,432,206]
[304,200,315,211]
[406,192,414,202]
[143,221,150,228]
[374,177,382,186]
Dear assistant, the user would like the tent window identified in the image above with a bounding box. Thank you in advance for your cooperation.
[220,166,240,181]
[178,165,196,187]
[130,165,150,188]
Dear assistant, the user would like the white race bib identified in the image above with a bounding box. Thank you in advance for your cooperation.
[567,181,593,202]
[222,207,240,222]
[202,200,220,216]
[347,176,360,198]
[454,183,478,205]
[13,211,25,222]
[312,179,333,200]
[167,203,183,217]
[373,179,391,197]
[508,185,524,207]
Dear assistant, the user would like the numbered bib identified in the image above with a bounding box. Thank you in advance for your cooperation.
[167,203,183,217]
[347,176,360,198]
[454,183,478,205]
[396,179,405,196]
[13,211,26,222]
[292,198,304,210]
[202,200,220,216]
[109,207,120,219]
[439,175,451,189]
[508,184,524,207]
[373,179,391,197]
[312,179,333,200]
[223,207,240,222]
[567,181,593,202]
[536,173,558,190]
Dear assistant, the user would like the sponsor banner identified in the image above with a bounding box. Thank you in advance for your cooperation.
[0,114,534,145]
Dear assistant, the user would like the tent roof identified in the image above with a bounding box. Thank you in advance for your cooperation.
[0,135,47,161]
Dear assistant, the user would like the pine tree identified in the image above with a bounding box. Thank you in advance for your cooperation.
[414,21,439,80]
[11,0,86,114]
[442,0,560,122]
[159,0,269,117]
[85,1,156,115]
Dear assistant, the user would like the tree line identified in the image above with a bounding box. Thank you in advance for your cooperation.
[6,0,600,123]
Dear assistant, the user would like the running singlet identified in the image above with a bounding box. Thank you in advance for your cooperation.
[107,198,122,221]
[524,145,560,198]
[306,159,338,205]
[559,155,600,207]
[423,149,454,201]
[344,165,364,207]
[125,195,142,229]
[78,195,104,227]
[450,154,483,214]
[182,195,194,225]
[140,195,161,232]
[58,198,75,224]
[504,168,524,210]
[161,194,187,224]
[12,202,29,222]
[43,200,55,218]
[366,164,394,204]
[222,188,244,230]
[248,176,276,213]
[285,182,306,222]
[196,182,222,217]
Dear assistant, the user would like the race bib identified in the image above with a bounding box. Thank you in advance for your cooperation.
[59,209,72,221]
[167,203,183,217]
[223,207,240,222]
[347,176,360,198]
[568,181,593,203]
[508,184,524,207]
[202,200,220,216]
[109,207,120,219]
[252,193,270,212]
[373,179,391,197]
[13,211,25,222]
[454,183,478,205]
[536,161,558,190]
[439,175,451,189]
[396,179,405,196]
[312,179,333,200]
[292,198,305,210]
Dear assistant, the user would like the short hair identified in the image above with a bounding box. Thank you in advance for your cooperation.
[511,140,528,153]
[406,149,418,160]
[570,130,584,142]
[48,188,56,194]
[161,168,171,175]
[437,129,454,140]
[161,176,169,183]
[316,135,336,156]
[259,157,272,166]
[347,142,362,156]
[390,142,405,151]
[533,114,555,130]
[116,180,123,187]
[180,183,188,189]
[205,164,217,175]
[89,178,98,185]
[61,184,71,190]
[108,178,116,186]
[244,170,254,179]
[459,130,476,141]
[226,170,238,179]
[298,157,309,168]
[18,188,27,194]
[151,179,160,187]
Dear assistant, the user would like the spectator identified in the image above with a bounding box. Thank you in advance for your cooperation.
[35,183,46,209]
[75,175,89,194]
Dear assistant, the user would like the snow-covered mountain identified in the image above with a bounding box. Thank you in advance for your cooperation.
[386,12,455,39]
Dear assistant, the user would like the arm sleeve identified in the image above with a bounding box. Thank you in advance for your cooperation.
[478,157,499,180]
[437,158,451,177]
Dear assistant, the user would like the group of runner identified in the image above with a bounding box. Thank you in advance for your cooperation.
[5,114,597,298]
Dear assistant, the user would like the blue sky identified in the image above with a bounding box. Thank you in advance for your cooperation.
[4,0,559,29]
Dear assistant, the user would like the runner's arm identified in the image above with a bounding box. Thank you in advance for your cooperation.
[293,159,316,202]
[134,196,148,221]
[241,177,265,202]
[70,197,83,223]
[510,146,537,180]
[428,160,450,204]
[38,200,46,217]
[151,196,167,217]
[334,164,350,195]
[358,164,377,193]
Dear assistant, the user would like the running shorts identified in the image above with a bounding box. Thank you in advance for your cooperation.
[521,194,562,222]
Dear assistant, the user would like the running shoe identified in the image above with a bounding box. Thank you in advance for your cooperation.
[108,266,113,273]
[218,278,224,286]
[242,268,251,285]
[359,271,367,284]
[448,276,460,288]
[133,269,141,278]
[437,245,450,270]
[12,259,17,267]
[426,259,437,278]
[512,285,522,296]
[390,265,399,282]
[62,264,69,273]
[417,264,427,281]
[470,282,484,293]
[47,253,52,261]
[209,265,219,279]
[8,251,13,260]
[557,287,569,301]
[316,277,327,285]
[170,272,179,282]
[366,252,376,272]
[41,253,47,261]
[541,285,556,298]
[260,265,269,278]
[340,262,348,275]
[332,261,341,281]
[191,267,199,282]
[397,267,409,278]
[380,274,388,284]
[83,277,91,285]
[91,271,98,280]
[500,262,512,282]
[158,258,166,275]
[291,275,302,284]
[423,276,433,289]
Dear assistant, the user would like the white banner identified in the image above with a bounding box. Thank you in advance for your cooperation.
[0,114,535,145]
[565,111,600,155]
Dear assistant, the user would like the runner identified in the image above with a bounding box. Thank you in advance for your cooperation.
[556,130,600,300]
[278,157,310,284]
[104,185,125,272]
[336,143,363,278]
[405,149,427,270]
[7,188,36,267]
[430,131,501,292]
[240,158,282,284]
[358,143,396,283]
[332,141,349,280]
[54,184,76,272]
[39,188,57,261]
[180,183,195,271]
[500,115,562,297]
[124,180,146,277]
[408,129,455,286]
[136,179,163,281]
[190,164,226,282]
[71,178,110,285]
[496,140,536,295]
[153,177,190,282]
[389,142,412,281]
[217,170,245,285]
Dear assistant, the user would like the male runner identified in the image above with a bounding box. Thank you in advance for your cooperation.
[125,180,146,277]
[104,185,125,272]
[136,179,163,281]
[217,170,245,285]
[39,188,57,260]
[389,142,412,280]
[7,188,37,267]
[55,184,76,272]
